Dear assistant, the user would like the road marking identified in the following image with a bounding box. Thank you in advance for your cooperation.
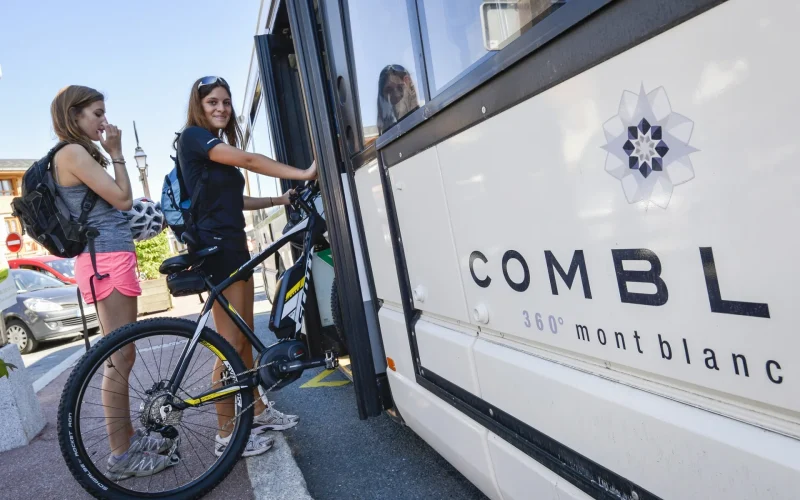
[33,338,99,393]
[300,369,350,388]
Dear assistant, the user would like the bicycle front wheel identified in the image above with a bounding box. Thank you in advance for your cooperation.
[57,317,255,499]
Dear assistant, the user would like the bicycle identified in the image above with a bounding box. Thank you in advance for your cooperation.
[57,182,338,499]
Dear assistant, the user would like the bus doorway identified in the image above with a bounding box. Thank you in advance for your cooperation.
[255,0,388,419]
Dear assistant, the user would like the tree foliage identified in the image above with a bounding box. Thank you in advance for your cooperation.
[135,232,171,280]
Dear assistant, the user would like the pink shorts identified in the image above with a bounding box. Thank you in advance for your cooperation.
[75,251,142,304]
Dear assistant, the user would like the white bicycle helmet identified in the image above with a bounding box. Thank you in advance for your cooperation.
[124,197,165,242]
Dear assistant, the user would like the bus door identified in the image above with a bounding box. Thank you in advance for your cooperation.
[258,0,388,419]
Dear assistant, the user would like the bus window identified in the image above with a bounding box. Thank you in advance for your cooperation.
[346,0,423,142]
[418,0,564,94]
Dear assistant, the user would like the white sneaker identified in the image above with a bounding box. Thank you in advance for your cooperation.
[214,432,274,458]
[252,401,299,433]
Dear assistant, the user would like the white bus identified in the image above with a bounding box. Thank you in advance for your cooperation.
[240,1,800,498]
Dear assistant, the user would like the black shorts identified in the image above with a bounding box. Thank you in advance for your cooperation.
[199,247,253,287]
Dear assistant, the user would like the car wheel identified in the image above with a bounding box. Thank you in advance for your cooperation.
[6,320,38,354]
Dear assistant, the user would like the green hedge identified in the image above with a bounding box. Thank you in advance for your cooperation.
[135,232,171,280]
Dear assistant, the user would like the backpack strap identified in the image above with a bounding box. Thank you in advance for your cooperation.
[173,147,209,225]
[46,141,71,166]
[85,228,109,282]
[77,190,98,226]
[77,287,91,351]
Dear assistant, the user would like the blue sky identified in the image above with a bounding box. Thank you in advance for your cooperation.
[0,0,261,199]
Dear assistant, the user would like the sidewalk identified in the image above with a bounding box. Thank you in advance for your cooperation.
[0,277,312,500]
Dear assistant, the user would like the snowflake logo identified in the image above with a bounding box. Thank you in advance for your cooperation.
[602,85,699,208]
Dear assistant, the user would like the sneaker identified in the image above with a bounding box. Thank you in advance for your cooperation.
[127,429,174,455]
[252,401,299,433]
[215,432,274,458]
[106,449,179,481]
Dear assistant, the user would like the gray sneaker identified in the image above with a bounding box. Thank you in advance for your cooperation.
[106,449,179,481]
[127,429,174,454]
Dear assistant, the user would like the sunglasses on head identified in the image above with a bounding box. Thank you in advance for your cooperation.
[197,76,229,90]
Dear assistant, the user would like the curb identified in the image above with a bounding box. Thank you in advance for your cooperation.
[246,431,313,499]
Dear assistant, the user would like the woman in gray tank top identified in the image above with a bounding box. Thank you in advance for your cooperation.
[51,86,174,478]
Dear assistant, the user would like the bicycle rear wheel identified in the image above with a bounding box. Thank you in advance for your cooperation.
[57,317,254,499]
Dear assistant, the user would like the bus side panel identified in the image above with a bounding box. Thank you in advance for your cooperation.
[353,161,403,308]
[387,148,471,324]
[487,433,590,500]
[416,318,481,397]
[475,338,800,499]
[377,306,415,380]
[378,306,503,499]
[435,0,799,421]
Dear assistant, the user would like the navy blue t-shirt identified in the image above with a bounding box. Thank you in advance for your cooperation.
[177,126,246,251]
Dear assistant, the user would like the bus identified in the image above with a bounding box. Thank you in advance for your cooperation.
[238,1,799,498]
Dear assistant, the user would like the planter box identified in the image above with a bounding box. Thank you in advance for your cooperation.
[138,277,172,316]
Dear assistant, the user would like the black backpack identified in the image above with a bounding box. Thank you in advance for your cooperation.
[11,142,100,259]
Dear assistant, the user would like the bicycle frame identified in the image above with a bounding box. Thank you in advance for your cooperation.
[167,191,322,406]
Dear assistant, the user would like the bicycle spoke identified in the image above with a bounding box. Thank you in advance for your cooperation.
[182,366,225,397]
[83,421,130,453]
[117,345,152,396]
[178,419,227,433]
[182,350,215,392]
[178,423,208,472]
[97,370,147,400]
[88,385,144,401]
[81,401,143,415]
[134,343,158,386]
[147,338,162,382]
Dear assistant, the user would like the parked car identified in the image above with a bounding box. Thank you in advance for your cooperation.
[8,255,77,284]
[4,269,99,354]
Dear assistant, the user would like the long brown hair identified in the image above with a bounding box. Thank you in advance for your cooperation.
[175,78,243,149]
[50,85,108,167]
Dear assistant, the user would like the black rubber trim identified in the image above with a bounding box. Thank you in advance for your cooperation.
[379,0,726,166]
[351,142,376,171]
[418,369,661,500]
[377,151,421,374]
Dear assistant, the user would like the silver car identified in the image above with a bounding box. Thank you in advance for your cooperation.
[4,269,100,354]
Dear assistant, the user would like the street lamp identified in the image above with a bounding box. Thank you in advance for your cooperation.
[133,121,151,199]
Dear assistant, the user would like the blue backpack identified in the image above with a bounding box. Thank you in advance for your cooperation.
[161,152,206,249]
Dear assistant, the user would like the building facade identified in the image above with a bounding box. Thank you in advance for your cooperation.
[0,159,45,258]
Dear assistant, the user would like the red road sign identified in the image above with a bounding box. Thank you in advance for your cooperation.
[6,232,22,253]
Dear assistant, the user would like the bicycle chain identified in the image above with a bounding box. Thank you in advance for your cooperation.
[177,360,282,433]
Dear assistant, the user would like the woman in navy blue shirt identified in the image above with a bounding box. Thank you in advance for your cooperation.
[177,76,316,457]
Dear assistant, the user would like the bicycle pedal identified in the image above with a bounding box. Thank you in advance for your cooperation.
[324,350,338,369]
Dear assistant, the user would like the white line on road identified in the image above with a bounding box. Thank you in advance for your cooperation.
[137,339,187,353]
[32,338,99,393]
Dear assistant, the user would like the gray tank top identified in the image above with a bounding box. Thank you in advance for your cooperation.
[54,168,135,254]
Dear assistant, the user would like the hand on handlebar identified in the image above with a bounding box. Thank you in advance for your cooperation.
[278,189,297,206]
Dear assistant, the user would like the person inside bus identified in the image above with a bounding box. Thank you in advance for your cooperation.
[176,76,317,457]
[376,64,420,135]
